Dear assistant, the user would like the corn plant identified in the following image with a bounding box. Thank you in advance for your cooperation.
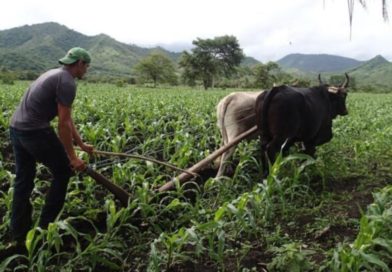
[327,186,392,271]
[267,242,315,272]
[1,82,392,271]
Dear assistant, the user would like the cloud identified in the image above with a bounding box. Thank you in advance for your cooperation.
[0,0,391,62]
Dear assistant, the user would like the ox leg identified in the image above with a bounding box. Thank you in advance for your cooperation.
[261,149,269,179]
[261,137,283,178]
[282,138,295,156]
[303,143,316,157]
[216,147,235,177]
[262,136,295,178]
[260,137,270,178]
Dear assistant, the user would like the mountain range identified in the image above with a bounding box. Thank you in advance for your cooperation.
[0,22,178,77]
[277,53,392,88]
[0,22,391,88]
[0,22,259,78]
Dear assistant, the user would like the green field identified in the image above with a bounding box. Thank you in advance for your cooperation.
[1,82,392,271]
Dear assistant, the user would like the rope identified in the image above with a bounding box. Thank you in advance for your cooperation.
[77,104,259,173]
[76,147,198,177]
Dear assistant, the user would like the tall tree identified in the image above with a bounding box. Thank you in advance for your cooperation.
[179,35,244,90]
[133,52,177,87]
[253,62,280,88]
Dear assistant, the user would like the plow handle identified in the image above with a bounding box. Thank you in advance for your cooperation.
[84,166,130,206]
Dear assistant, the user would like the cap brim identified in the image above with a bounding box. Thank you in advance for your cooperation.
[58,57,77,65]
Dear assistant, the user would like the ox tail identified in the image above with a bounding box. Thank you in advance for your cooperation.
[217,94,235,146]
[259,85,284,143]
[214,94,234,170]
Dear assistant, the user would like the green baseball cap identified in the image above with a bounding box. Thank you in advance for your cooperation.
[59,47,91,65]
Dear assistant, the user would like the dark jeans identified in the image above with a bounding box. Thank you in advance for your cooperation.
[9,127,72,241]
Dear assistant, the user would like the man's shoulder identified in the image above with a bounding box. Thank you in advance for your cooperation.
[40,68,74,86]
[39,67,68,78]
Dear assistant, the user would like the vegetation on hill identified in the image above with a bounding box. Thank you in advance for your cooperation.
[0,22,391,91]
[0,22,258,80]
[277,53,362,73]
[277,53,392,90]
[348,55,392,92]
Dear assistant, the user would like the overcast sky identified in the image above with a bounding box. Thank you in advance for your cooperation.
[1,0,391,62]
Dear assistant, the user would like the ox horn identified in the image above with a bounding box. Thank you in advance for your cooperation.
[318,74,324,85]
[341,73,350,89]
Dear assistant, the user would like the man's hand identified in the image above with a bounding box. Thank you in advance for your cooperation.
[70,157,86,171]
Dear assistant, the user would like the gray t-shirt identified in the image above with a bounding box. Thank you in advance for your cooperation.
[11,67,76,130]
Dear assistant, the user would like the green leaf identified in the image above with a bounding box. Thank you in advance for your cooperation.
[359,252,390,271]
[0,255,28,271]
[25,228,36,253]
[214,205,227,222]
[166,198,181,210]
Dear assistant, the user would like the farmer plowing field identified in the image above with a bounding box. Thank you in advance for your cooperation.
[5,47,94,254]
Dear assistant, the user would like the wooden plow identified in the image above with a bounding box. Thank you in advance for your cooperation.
[83,125,258,204]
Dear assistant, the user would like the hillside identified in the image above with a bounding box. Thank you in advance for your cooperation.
[0,22,175,77]
[277,53,392,89]
[348,55,392,89]
[1,23,390,88]
[277,53,362,73]
[0,22,259,77]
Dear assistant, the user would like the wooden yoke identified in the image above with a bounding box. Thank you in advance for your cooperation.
[158,126,258,192]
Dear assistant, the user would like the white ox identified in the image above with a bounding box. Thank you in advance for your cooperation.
[215,91,264,177]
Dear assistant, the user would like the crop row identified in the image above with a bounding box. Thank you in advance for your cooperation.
[0,82,392,271]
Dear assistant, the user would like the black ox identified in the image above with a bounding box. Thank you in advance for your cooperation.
[255,74,350,176]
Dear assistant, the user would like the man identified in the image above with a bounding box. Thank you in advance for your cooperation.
[8,47,93,250]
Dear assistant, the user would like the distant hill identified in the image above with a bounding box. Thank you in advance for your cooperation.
[0,22,176,77]
[347,55,392,88]
[0,22,259,77]
[1,22,390,89]
[277,53,362,73]
[277,53,392,89]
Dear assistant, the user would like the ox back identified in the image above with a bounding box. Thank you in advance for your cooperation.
[255,75,349,177]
